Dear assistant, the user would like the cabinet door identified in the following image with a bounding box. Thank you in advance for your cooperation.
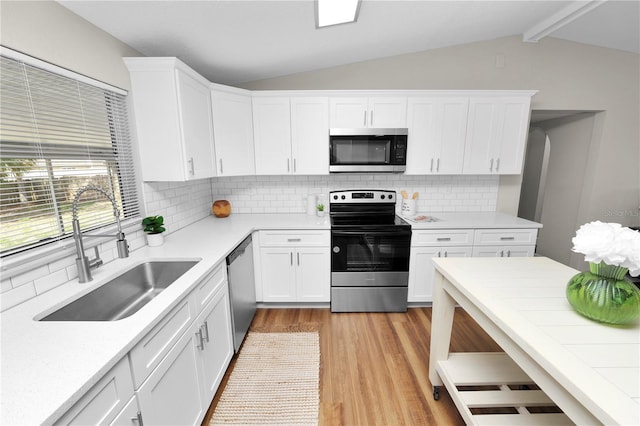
[109,396,140,426]
[329,97,368,128]
[493,97,531,174]
[260,248,296,302]
[211,90,255,176]
[408,246,472,302]
[55,357,134,426]
[253,97,292,175]
[296,247,330,302]
[462,97,499,174]
[368,97,407,128]
[406,97,468,174]
[176,69,216,180]
[136,322,206,426]
[463,96,531,175]
[291,97,329,174]
[198,286,234,401]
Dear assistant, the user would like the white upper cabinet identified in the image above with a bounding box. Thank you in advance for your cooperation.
[124,58,216,181]
[211,87,255,176]
[253,95,329,175]
[462,96,532,174]
[406,96,469,174]
[253,96,292,175]
[290,97,329,174]
[329,96,407,128]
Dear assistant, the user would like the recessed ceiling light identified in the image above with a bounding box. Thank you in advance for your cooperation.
[316,0,361,28]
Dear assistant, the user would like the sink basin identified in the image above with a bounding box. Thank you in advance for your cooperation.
[40,260,198,321]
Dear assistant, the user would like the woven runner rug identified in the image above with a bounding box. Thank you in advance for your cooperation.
[210,332,320,425]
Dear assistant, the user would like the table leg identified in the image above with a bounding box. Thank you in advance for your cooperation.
[428,268,456,394]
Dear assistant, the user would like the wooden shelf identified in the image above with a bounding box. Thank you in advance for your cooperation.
[436,353,572,425]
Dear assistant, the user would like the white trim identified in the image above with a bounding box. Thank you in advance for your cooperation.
[0,219,142,279]
[522,0,607,43]
[0,45,128,95]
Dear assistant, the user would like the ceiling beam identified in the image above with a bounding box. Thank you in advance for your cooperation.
[523,0,607,43]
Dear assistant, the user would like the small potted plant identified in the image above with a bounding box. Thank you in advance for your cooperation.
[142,215,166,247]
[316,203,325,217]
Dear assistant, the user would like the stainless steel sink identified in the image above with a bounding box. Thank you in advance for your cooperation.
[40,260,198,321]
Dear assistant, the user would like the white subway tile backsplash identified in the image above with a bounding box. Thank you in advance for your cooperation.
[34,269,69,294]
[210,174,499,215]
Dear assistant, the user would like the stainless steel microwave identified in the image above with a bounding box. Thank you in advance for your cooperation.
[329,128,408,173]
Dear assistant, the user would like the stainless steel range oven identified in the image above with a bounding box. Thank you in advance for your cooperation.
[330,190,411,312]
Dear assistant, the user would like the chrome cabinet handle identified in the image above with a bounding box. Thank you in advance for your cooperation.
[287,158,290,172]
[201,321,210,342]
[287,238,301,242]
[496,158,500,172]
[219,158,224,174]
[436,158,440,172]
[293,158,297,173]
[436,237,451,241]
[370,110,374,126]
[500,236,515,241]
[131,411,144,426]
[507,250,511,257]
[430,158,434,172]
[297,252,300,266]
[363,111,367,126]
[489,158,494,172]
[188,158,195,175]
[500,250,504,257]
[196,329,205,350]
[444,251,448,258]
[290,252,293,266]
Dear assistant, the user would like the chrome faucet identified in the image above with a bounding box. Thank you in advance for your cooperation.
[72,185,129,283]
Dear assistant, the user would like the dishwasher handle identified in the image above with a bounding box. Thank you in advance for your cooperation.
[227,235,253,265]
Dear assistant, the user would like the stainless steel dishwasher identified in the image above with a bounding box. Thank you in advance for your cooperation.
[226,234,257,352]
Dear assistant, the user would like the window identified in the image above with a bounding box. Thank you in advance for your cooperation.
[0,51,141,257]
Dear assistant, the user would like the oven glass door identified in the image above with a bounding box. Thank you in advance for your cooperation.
[331,229,410,273]
[330,136,391,165]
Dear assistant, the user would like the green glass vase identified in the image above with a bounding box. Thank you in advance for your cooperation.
[566,262,640,325]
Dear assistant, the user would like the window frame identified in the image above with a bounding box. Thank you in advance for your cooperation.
[0,46,143,279]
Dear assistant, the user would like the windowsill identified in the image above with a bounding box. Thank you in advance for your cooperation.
[0,218,142,280]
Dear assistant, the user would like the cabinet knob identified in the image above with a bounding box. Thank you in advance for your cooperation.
[131,411,144,426]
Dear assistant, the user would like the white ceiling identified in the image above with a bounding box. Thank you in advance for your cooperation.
[58,0,640,86]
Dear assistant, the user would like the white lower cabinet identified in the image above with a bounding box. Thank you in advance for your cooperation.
[134,267,233,425]
[409,245,472,302]
[196,286,234,400]
[110,396,141,426]
[55,357,135,426]
[257,230,330,302]
[136,323,206,425]
[59,261,234,426]
[409,228,538,302]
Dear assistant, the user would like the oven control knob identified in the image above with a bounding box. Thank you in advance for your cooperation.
[388,194,393,200]
[381,195,386,199]
[332,246,340,253]
[333,195,338,200]
[341,195,346,200]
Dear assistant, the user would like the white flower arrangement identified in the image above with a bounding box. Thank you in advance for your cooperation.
[572,221,640,277]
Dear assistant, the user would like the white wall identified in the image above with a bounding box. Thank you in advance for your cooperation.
[242,36,640,228]
[0,0,141,90]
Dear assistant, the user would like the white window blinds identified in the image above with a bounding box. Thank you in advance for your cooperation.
[0,53,141,256]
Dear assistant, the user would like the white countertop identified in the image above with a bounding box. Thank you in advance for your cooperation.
[0,211,537,425]
[432,257,639,424]
[0,214,328,426]
[403,211,542,229]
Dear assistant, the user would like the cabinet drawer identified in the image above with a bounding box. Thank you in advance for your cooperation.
[411,230,475,246]
[192,261,227,314]
[474,228,538,246]
[129,297,196,388]
[56,357,134,426]
[259,230,329,246]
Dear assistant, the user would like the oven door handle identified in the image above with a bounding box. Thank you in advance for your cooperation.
[331,229,412,238]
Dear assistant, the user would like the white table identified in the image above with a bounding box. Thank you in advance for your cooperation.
[428,257,639,425]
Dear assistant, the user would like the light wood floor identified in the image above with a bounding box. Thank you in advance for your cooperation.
[203,307,502,425]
